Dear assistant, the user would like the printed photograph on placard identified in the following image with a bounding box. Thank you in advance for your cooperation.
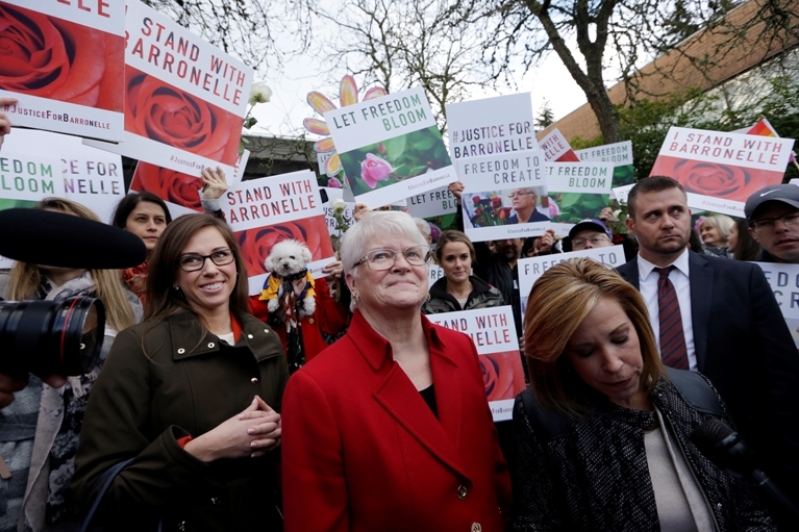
[0,0,125,140]
[547,192,610,224]
[125,65,242,166]
[338,126,451,197]
[463,187,549,227]
[0,3,123,110]
[131,162,204,212]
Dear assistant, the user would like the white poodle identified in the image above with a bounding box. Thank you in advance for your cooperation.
[263,239,316,318]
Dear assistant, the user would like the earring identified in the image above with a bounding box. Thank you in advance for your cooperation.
[352,293,360,305]
[173,285,180,291]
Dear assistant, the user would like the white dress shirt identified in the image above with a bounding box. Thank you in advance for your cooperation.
[637,249,697,371]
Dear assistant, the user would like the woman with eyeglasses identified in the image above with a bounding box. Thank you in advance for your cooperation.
[281,211,511,532]
[74,214,289,532]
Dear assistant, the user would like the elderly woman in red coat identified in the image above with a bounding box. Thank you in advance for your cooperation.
[281,211,511,532]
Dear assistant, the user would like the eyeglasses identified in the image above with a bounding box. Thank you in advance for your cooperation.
[177,249,235,272]
[749,212,799,233]
[508,191,534,199]
[355,246,431,271]
[572,234,611,248]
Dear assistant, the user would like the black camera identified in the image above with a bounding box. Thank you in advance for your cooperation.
[0,297,105,377]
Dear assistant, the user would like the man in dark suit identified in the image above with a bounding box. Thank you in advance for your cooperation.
[617,176,799,519]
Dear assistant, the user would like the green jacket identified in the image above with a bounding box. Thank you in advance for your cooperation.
[72,310,289,532]
[422,275,504,314]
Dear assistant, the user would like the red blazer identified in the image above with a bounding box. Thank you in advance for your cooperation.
[282,311,512,532]
[249,276,350,362]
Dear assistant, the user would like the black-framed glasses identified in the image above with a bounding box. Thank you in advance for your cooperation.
[355,246,431,271]
[572,234,611,248]
[749,211,799,233]
[177,249,235,272]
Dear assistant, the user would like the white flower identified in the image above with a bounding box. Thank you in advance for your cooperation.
[249,82,272,105]
[331,197,347,213]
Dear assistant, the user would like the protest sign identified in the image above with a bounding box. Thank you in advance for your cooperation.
[457,151,549,241]
[85,0,253,178]
[3,128,125,223]
[446,93,538,163]
[426,306,525,421]
[576,140,636,188]
[545,161,614,235]
[323,87,455,207]
[518,245,625,322]
[650,126,794,217]
[539,129,580,162]
[0,0,125,141]
[612,184,635,204]
[407,186,460,237]
[222,170,335,294]
[755,262,799,348]
[428,264,446,285]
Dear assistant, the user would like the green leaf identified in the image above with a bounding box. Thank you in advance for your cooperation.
[244,116,258,129]
[383,137,407,161]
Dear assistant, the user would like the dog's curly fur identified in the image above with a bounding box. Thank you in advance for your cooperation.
[264,239,316,318]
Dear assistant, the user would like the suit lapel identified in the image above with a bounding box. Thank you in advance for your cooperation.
[373,349,470,481]
[617,260,641,289]
[688,251,712,370]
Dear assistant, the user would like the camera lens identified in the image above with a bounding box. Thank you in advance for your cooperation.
[0,297,105,377]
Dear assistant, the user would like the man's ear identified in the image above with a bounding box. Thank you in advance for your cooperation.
[748,225,761,244]
[625,216,635,234]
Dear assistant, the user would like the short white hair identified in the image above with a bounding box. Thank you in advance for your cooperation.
[341,211,428,278]
[700,214,735,241]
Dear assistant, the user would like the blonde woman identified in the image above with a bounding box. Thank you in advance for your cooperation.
[512,258,774,531]
[699,214,734,258]
[0,197,141,532]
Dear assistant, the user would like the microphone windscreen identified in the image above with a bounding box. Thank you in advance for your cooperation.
[0,208,147,269]
[691,418,736,451]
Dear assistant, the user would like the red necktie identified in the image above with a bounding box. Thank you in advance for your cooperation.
[655,266,689,370]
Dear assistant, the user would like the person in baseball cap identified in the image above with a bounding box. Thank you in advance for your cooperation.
[745,184,799,263]
[568,218,614,251]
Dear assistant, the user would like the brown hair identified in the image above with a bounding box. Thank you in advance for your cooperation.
[145,214,249,324]
[627,176,686,218]
[6,198,136,332]
[523,258,666,415]
[434,230,475,264]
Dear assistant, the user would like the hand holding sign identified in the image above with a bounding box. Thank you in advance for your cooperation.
[0,97,16,151]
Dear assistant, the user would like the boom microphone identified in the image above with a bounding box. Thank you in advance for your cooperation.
[691,419,799,518]
[0,208,146,269]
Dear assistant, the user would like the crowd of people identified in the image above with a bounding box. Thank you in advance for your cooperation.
[0,104,798,532]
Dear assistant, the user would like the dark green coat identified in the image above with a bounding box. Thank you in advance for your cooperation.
[72,310,289,532]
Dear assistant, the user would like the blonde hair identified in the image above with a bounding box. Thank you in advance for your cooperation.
[700,214,735,243]
[6,198,136,332]
[523,258,666,415]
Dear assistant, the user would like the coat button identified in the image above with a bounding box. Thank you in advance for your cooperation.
[247,334,254,339]
[471,522,481,532]
[207,342,215,348]
[308,318,315,324]
[457,485,468,499]
[264,329,270,333]
[177,348,185,354]
[210,496,221,505]
[251,378,259,384]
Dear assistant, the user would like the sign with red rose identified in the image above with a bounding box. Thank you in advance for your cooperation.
[427,306,525,421]
[85,0,253,178]
[0,0,125,141]
[224,170,335,294]
[651,126,795,217]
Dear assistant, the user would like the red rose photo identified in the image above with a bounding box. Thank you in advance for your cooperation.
[0,3,123,111]
[651,155,779,203]
[235,216,334,278]
[480,352,525,402]
[125,65,242,166]
[131,162,203,211]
